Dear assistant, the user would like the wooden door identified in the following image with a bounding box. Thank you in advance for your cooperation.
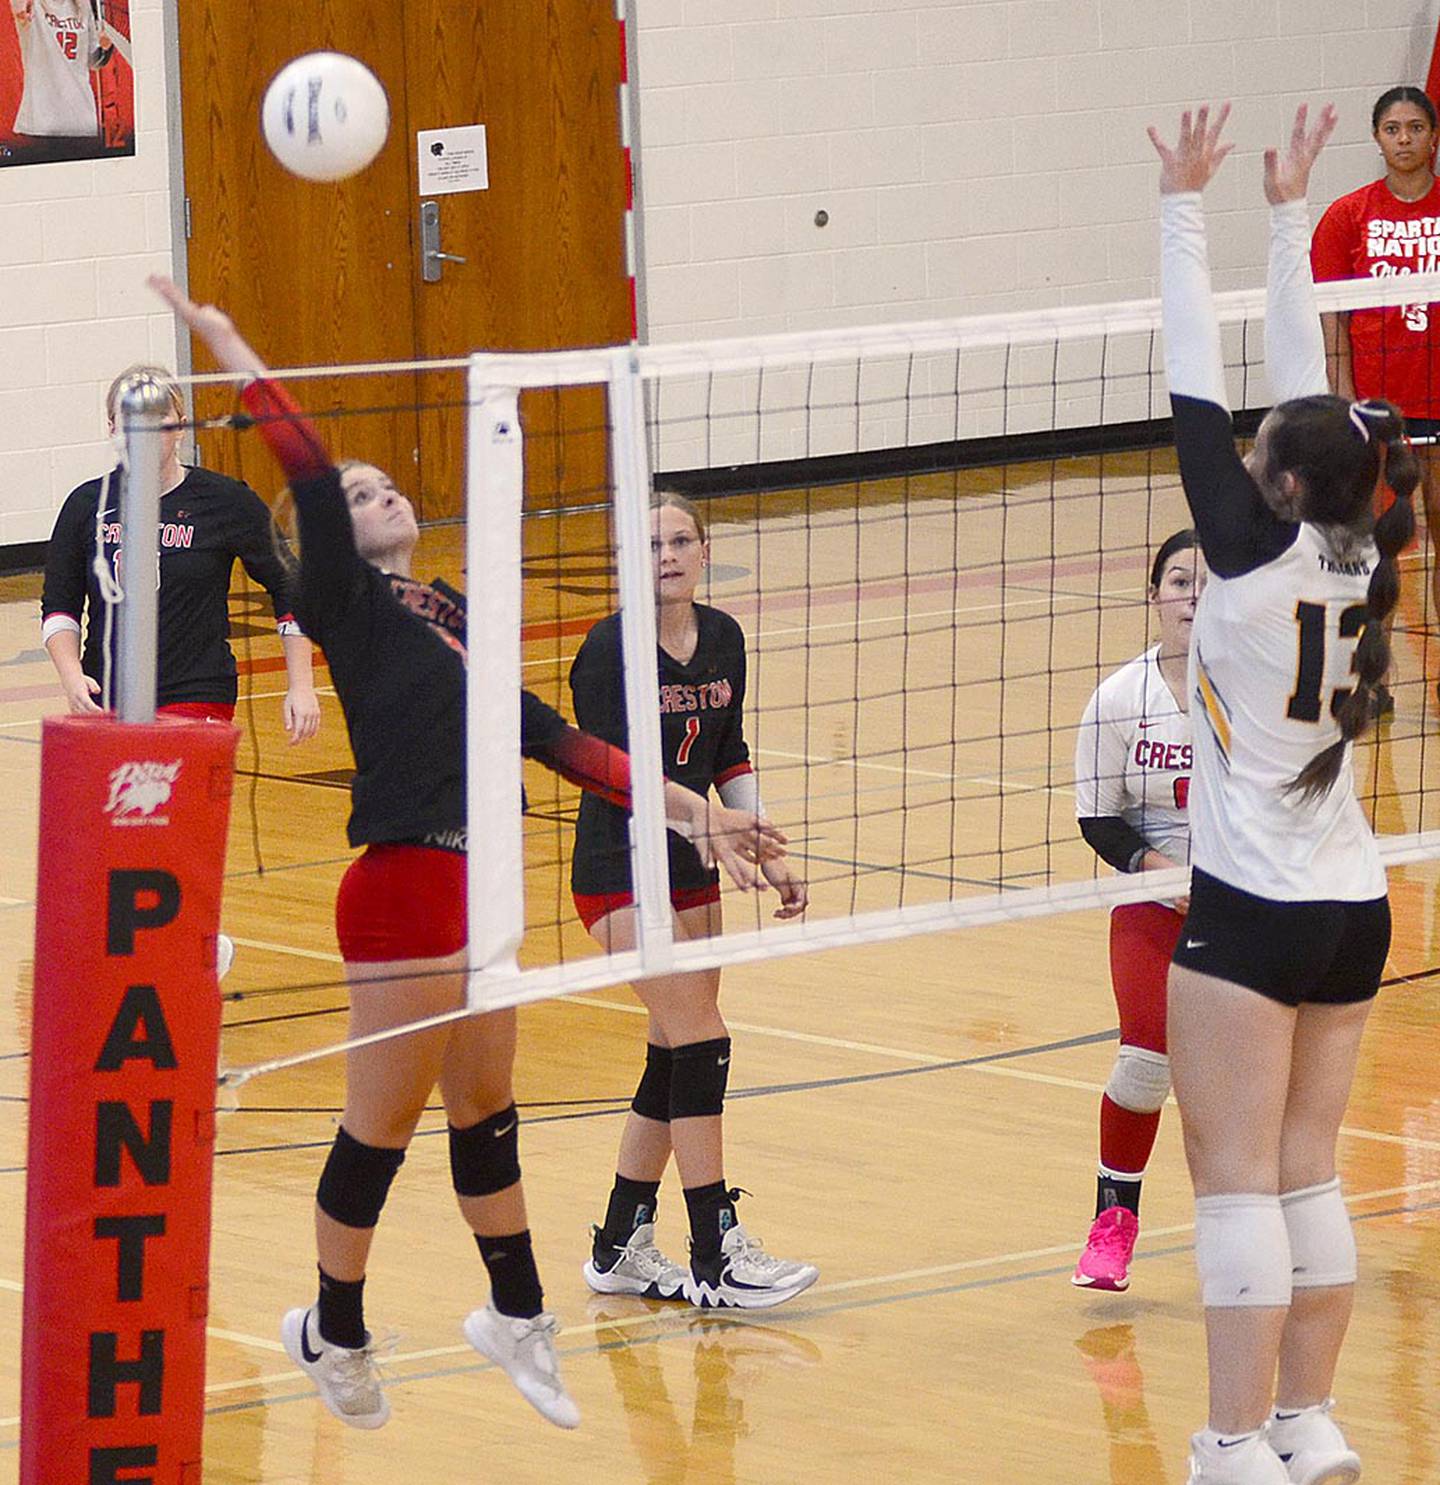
[176,0,421,506]
[401,0,631,514]
[177,0,631,520]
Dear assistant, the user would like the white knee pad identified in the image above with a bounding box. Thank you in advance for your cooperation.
[1194,1193,1293,1308]
[1104,1045,1171,1114]
[1281,1177,1357,1288]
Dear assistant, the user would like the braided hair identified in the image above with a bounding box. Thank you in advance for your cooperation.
[1263,396,1419,800]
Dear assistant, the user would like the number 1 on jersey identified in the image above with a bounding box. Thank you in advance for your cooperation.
[676,715,700,766]
[1286,599,1368,722]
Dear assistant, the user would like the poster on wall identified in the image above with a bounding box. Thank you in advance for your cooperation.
[0,0,134,166]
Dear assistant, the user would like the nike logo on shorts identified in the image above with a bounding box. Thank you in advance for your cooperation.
[1185,938,1207,949]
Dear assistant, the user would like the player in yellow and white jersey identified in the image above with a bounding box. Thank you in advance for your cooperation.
[1152,103,1417,1485]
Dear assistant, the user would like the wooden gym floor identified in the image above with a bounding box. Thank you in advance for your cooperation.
[0,453,1437,1483]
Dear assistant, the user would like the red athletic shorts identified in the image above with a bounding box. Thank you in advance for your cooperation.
[573,880,721,932]
[157,702,236,723]
[336,843,466,962]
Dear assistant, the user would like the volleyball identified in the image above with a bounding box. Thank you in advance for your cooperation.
[260,52,389,182]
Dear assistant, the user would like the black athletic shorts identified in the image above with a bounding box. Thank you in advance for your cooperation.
[1171,868,1390,1008]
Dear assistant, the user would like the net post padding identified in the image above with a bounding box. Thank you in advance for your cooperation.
[22,715,237,1485]
[465,368,526,999]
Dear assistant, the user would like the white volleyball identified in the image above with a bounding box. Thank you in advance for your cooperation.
[261,52,389,183]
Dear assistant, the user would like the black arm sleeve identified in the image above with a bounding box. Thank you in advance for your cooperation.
[289,468,366,633]
[568,620,626,747]
[1170,394,1297,578]
[40,480,99,626]
[231,480,301,626]
[1079,816,1150,874]
[712,622,751,780]
[521,689,570,756]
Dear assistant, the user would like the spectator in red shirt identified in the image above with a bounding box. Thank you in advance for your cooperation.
[1313,86,1440,693]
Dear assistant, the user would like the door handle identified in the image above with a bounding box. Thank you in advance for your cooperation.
[420,200,466,282]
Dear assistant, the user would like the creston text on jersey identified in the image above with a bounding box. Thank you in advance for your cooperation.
[1133,739,1192,771]
[660,680,734,714]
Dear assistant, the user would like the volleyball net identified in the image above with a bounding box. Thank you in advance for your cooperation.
[187,269,1440,1070]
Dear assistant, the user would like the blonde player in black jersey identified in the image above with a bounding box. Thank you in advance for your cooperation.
[574,494,818,1310]
[42,365,320,740]
[1151,104,1416,1485]
[1072,528,1205,1293]
[153,278,787,1433]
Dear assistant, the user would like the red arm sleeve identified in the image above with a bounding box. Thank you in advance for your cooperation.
[537,725,633,809]
[239,379,332,484]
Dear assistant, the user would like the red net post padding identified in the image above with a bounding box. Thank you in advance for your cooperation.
[22,716,238,1485]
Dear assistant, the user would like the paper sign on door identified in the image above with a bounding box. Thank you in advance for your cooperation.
[417,125,490,196]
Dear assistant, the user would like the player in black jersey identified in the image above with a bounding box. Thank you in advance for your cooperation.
[42,363,321,982]
[575,493,818,1310]
[152,277,784,1432]
[41,363,321,739]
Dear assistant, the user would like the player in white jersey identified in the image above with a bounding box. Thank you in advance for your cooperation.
[10,0,107,149]
[1071,528,1205,1293]
[1151,103,1417,1485]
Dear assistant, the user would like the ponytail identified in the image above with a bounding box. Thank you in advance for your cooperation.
[1287,400,1418,800]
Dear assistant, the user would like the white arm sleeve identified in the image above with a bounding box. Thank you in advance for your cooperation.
[717,770,761,815]
[1160,192,1230,410]
[41,613,82,644]
[1265,200,1328,402]
[1073,682,1130,820]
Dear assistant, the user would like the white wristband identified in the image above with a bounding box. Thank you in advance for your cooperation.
[717,770,761,815]
[42,613,81,644]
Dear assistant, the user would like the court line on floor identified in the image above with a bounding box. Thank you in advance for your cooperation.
[227,935,344,964]
[755,744,1075,795]
[5,925,1433,1169]
[204,939,1440,1150]
[0,683,339,731]
[0,1085,1433,1417]
[4,1171,1421,1428]
[518,585,1143,671]
[210,932,1073,1073]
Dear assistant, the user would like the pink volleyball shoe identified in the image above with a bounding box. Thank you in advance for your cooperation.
[1072,1206,1140,1292]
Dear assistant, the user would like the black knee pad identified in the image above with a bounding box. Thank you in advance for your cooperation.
[631,1043,674,1123]
[449,1103,522,1197]
[670,1037,730,1120]
[316,1126,405,1230]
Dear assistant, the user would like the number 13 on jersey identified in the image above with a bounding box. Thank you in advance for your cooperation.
[1286,599,1367,723]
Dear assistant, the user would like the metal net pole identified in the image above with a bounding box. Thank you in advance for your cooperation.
[116,374,169,723]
